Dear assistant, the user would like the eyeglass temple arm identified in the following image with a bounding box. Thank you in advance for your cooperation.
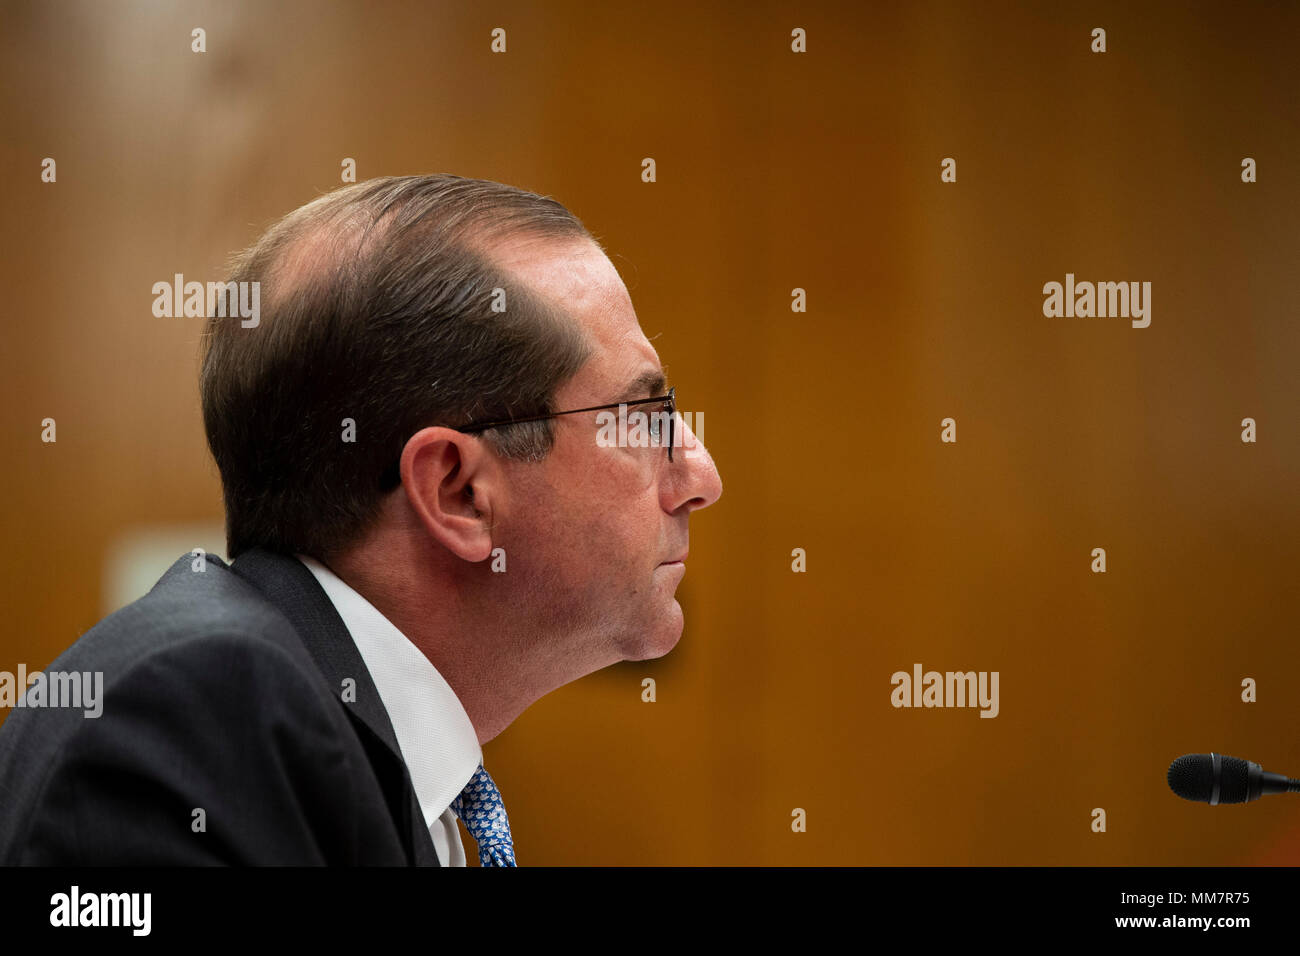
[457,393,674,433]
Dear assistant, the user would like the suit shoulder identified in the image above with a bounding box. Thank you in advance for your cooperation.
[48,552,317,680]
[0,558,358,864]
[0,554,335,778]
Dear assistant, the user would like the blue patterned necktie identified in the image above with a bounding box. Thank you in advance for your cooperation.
[450,764,517,867]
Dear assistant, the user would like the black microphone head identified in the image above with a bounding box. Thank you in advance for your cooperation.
[1168,753,1254,804]
[1218,755,1252,803]
[1168,754,1214,801]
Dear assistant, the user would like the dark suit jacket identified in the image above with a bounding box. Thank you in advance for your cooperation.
[0,548,441,865]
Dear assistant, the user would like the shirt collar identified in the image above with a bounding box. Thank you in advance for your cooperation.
[295,555,483,830]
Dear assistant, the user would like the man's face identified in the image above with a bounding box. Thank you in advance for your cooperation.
[489,237,722,666]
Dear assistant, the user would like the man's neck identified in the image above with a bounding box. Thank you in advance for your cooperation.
[318,530,609,746]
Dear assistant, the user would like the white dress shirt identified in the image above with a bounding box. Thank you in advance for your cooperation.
[296,555,482,866]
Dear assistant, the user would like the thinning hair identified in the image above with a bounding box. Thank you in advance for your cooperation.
[199,174,599,560]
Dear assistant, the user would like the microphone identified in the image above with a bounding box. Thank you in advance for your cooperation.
[1167,753,1300,805]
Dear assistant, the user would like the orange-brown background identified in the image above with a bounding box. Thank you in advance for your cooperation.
[2,0,1297,864]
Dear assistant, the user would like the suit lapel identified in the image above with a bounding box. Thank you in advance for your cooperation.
[230,547,441,866]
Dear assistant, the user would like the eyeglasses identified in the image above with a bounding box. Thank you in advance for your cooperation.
[379,386,677,489]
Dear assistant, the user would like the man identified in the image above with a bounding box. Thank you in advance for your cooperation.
[0,174,722,865]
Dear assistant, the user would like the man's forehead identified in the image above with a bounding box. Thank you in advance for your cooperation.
[487,234,662,399]
[485,234,612,311]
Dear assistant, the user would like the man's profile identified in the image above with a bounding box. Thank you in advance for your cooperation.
[0,174,722,865]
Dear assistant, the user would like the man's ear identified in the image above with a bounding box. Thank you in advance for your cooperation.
[400,427,499,563]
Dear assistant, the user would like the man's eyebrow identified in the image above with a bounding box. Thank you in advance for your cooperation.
[618,368,668,401]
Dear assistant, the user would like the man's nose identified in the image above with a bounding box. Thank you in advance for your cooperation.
[668,416,721,513]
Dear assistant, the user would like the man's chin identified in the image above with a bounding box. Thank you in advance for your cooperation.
[626,601,685,661]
